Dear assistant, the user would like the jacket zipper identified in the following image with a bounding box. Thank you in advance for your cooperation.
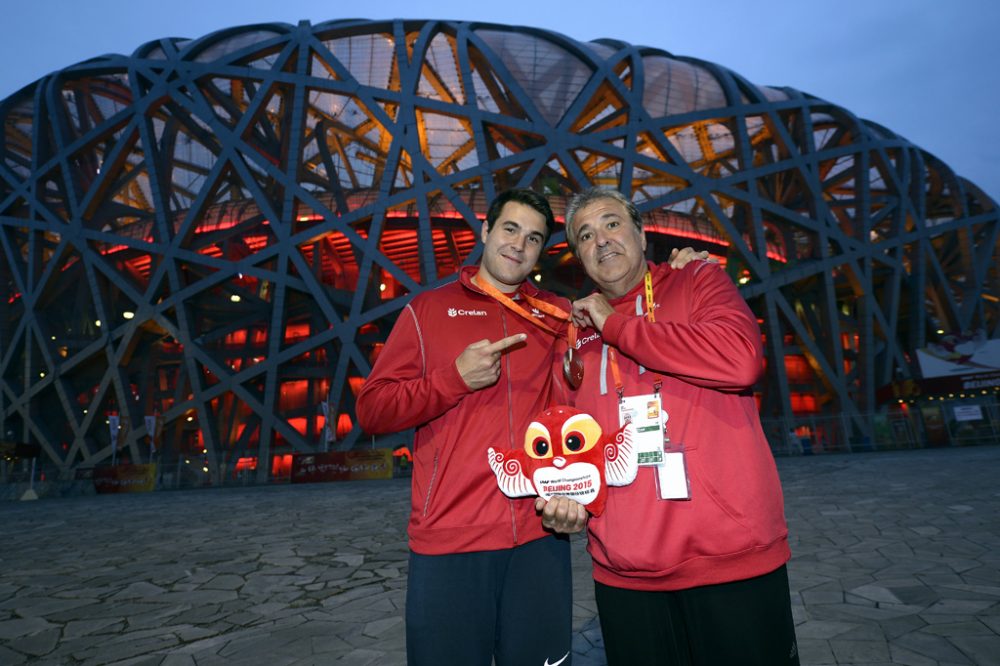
[421,449,439,518]
[500,308,519,545]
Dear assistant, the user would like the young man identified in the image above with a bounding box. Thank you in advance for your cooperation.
[556,187,799,665]
[355,189,573,666]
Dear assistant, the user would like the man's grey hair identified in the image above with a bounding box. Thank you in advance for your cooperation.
[564,188,644,250]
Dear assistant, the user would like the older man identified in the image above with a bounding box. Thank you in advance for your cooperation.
[552,187,799,665]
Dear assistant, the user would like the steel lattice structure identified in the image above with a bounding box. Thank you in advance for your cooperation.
[1,18,997,483]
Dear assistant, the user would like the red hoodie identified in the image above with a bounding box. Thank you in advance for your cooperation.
[572,260,790,591]
[356,266,569,555]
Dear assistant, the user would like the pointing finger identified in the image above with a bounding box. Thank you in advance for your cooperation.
[484,333,527,354]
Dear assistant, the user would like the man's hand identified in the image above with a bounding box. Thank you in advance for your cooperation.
[668,247,714,269]
[535,496,588,534]
[571,293,615,333]
[455,334,527,390]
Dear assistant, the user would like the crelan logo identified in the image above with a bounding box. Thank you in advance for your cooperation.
[447,307,488,318]
[575,332,600,349]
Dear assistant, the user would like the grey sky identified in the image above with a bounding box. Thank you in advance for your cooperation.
[2,0,998,202]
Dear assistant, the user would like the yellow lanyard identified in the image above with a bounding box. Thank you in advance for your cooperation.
[609,272,661,398]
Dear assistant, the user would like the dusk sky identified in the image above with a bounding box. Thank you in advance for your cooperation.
[3,0,998,202]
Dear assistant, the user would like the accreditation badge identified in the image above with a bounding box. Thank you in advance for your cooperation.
[618,393,691,500]
[618,393,665,465]
[655,445,691,500]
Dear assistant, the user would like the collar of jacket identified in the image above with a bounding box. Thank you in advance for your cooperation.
[458,264,540,300]
[603,260,670,306]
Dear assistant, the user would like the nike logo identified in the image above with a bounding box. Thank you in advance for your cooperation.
[544,652,570,666]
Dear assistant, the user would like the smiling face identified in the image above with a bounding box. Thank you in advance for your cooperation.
[569,197,648,299]
[475,201,547,293]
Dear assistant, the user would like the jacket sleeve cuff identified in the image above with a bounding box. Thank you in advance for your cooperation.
[601,312,627,346]
[440,357,473,402]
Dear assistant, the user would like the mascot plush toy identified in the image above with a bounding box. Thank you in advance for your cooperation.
[488,405,638,516]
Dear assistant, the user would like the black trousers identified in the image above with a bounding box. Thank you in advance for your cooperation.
[406,535,572,666]
[595,565,799,666]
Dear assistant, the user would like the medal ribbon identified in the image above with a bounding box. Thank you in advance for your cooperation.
[473,274,577,345]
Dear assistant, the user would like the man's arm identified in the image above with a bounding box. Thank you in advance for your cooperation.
[356,306,465,434]
[588,263,763,390]
[356,306,526,433]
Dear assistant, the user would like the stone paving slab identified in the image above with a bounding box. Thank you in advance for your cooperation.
[1,445,999,664]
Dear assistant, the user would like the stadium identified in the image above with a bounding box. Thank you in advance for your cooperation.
[1,18,997,487]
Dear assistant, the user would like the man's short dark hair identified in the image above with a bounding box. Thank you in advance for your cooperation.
[565,187,644,250]
[485,189,556,241]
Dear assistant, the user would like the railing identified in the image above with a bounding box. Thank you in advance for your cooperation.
[5,397,1000,498]
[761,396,1000,456]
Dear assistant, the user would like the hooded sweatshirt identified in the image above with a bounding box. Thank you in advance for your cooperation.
[572,260,791,591]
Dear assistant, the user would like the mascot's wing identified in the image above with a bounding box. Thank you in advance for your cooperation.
[487,447,536,498]
[604,422,639,486]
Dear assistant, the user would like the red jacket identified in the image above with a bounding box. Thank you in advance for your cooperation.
[572,260,790,591]
[356,266,569,555]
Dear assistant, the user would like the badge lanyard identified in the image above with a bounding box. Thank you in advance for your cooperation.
[609,272,690,500]
[608,272,662,399]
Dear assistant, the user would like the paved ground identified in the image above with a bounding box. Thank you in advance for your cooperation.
[1,445,999,665]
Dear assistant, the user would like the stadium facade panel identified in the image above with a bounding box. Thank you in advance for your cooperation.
[1,19,997,483]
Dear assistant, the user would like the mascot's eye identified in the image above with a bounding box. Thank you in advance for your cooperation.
[560,415,599,455]
[524,422,552,459]
[564,432,584,452]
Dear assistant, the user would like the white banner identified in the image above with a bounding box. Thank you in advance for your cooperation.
[953,405,983,422]
[917,332,1000,378]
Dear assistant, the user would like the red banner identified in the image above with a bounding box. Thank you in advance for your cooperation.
[93,464,158,494]
[291,449,393,483]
